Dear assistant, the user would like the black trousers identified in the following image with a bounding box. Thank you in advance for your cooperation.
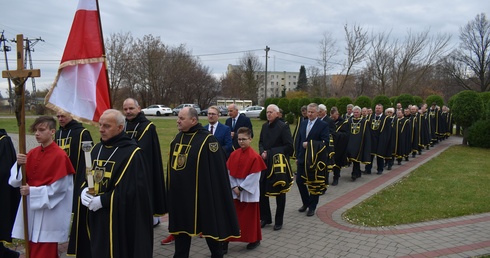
[174,234,223,258]
[259,190,286,226]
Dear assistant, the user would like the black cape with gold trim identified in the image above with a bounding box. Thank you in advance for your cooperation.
[303,139,328,195]
[368,115,393,158]
[167,124,240,240]
[125,112,167,216]
[58,120,94,258]
[0,129,19,243]
[332,117,350,168]
[259,118,294,196]
[346,117,372,163]
[88,132,153,258]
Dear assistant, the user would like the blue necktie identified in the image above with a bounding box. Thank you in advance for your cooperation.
[232,118,236,129]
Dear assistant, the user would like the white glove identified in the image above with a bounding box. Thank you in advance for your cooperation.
[81,188,93,207]
[89,196,103,212]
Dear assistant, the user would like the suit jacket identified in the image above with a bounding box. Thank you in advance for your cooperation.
[225,114,253,149]
[295,118,329,164]
[204,122,233,158]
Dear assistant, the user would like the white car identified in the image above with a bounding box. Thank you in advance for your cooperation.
[141,105,172,116]
[239,106,264,118]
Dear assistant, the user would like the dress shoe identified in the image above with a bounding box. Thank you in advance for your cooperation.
[363,170,371,174]
[332,178,339,186]
[273,224,282,230]
[298,205,308,212]
[260,220,271,228]
[377,171,383,175]
[351,175,356,181]
[246,241,260,250]
[397,160,402,165]
[387,166,392,170]
[306,208,315,217]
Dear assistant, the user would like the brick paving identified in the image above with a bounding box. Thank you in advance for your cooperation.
[9,134,490,258]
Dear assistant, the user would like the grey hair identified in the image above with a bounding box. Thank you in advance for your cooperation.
[307,103,319,111]
[103,109,126,126]
[267,104,280,112]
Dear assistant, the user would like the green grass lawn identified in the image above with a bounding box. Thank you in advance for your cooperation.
[343,144,490,227]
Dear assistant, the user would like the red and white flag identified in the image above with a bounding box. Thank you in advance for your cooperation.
[45,0,111,124]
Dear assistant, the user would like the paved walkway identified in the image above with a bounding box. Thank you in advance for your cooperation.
[9,135,490,258]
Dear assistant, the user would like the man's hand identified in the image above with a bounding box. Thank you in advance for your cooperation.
[81,187,93,207]
[17,154,26,166]
[89,196,103,212]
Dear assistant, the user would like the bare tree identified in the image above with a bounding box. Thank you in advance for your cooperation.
[306,66,324,97]
[105,32,134,105]
[366,31,396,95]
[443,13,490,92]
[318,32,338,96]
[221,52,263,103]
[340,23,370,94]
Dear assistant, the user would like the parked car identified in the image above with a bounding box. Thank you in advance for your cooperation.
[172,104,201,115]
[239,106,264,118]
[200,106,227,116]
[141,104,172,116]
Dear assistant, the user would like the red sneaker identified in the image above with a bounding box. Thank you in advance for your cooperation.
[161,235,175,245]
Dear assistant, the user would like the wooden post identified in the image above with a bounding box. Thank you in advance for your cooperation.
[2,34,41,258]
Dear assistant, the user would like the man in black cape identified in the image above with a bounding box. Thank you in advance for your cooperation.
[393,110,412,165]
[364,104,392,175]
[122,98,166,226]
[0,129,20,258]
[80,109,153,258]
[168,107,239,258]
[330,107,350,186]
[258,104,293,230]
[346,106,371,180]
[56,111,94,258]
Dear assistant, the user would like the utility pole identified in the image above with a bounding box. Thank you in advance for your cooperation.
[1,31,13,112]
[264,46,270,104]
[12,36,44,104]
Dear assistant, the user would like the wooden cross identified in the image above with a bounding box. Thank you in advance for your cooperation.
[1,34,41,258]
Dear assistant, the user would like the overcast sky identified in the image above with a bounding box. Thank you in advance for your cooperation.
[1,0,487,96]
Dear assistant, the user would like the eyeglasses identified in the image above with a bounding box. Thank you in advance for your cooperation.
[56,115,66,118]
[207,113,218,116]
[238,138,249,141]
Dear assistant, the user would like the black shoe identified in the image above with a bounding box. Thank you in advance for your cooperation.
[332,178,339,186]
[298,205,308,212]
[273,224,282,230]
[397,160,402,165]
[246,241,260,250]
[260,220,271,228]
[377,171,383,175]
[387,166,392,170]
[363,170,371,174]
[306,208,315,217]
[351,175,357,181]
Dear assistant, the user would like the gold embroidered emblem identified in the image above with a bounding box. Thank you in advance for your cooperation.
[371,119,380,130]
[351,122,361,134]
[94,166,105,183]
[177,154,186,168]
[209,142,219,152]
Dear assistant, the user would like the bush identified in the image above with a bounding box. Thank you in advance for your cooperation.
[298,98,311,114]
[467,119,490,148]
[277,98,290,114]
[285,112,295,125]
[325,97,338,110]
[372,95,391,110]
[452,90,483,129]
[34,104,46,115]
[288,98,299,116]
[311,97,323,105]
[337,96,353,115]
[354,95,371,109]
[259,109,266,120]
[413,96,423,107]
[396,94,415,109]
[425,94,444,107]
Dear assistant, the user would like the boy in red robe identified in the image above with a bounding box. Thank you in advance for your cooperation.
[226,127,267,252]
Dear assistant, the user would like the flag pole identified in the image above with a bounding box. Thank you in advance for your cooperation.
[95,0,112,108]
